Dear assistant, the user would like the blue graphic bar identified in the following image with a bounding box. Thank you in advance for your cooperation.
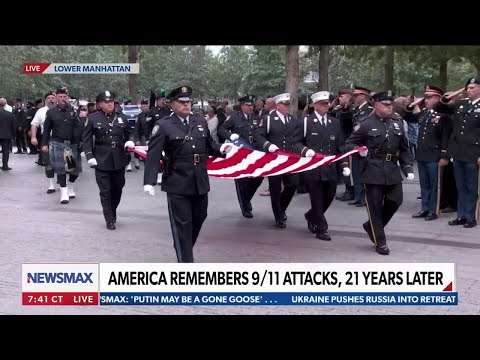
[99,292,458,306]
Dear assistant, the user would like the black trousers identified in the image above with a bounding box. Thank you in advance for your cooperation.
[440,161,457,210]
[305,179,337,232]
[0,139,11,168]
[234,177,264,213]
[364,183,403,246]
[268,174,299,222]
[167,193,208,263]
[15,129,27,152]
[94,168,126,223]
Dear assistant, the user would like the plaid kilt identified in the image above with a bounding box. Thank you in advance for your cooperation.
[50,141,81,175]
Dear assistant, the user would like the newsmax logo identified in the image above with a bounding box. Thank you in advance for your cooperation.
[27,272,94,284]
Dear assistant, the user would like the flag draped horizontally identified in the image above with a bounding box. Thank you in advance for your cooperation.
[130,141,365,180]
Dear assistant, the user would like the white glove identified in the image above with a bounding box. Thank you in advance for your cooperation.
[359,148,368,157]
[220,143,233,154]
[87,158,97,167]
[144,185,155,196]
[305,149,315,158]
[124,140,135,149]
[406,173,415,180]
[230,133,239,141]
[268,144,279,153]
[157,173,162,184]
[343,167,351,177]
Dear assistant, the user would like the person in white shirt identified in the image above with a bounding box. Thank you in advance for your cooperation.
[30,92,57,193]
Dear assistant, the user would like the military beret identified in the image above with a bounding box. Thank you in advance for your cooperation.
[352,86,372,96]
[338,88,353,96]
[96,90,116,102]
[167,86,192,101]
[44,92,55,99]
[56,87,68,95]
[424,85,444,97]
[372,90,395,104]
[156,89,167,99]
[238,94,255,105]
[465,76,480,88]
[140,99,149,105]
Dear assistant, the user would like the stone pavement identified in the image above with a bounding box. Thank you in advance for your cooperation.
[1,151,479,315]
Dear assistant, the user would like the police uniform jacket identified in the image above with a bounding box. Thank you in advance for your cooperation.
[253,110,298,152]
[341,112,414,185]
[26,108,37,127]
[0,109,16,140]
[133,112,150,142]
[292,112,347,182]
[82,110,133,171]
[404,106,450,162]
[42,105,83,146]
[13,106,28,129]
[147,106,171,134]
[435,98,480,162]
[217,112,262,149]
[352,102,373,126]
[144,113,223,196]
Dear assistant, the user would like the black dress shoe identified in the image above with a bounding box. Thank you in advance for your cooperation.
[376,244,390,255]
[1,167,12,171]
[362,222,375,245]
[425,214,438,221]
[242,210,253,218]
[449,218,466,226]
[47,189,56,194]
[412,210,428,218]
[348,200,360,205]
[275,220,286,229]
[316,231,331,241]
[464,220,477,228]
[355,201,366,207]
[106,222,116,230]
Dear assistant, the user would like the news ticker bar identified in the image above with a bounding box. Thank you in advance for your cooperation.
[22,292,458,306]
[23,63,139,74]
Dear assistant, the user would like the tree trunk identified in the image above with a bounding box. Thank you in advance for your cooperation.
[127,45,141,103]
[286,45,299,115]
[439,59,448,91]
[384,46,394,90]
[318,45,330,90]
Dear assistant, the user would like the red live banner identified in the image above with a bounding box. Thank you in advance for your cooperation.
[24,63,51,74]
[22,292,99,305]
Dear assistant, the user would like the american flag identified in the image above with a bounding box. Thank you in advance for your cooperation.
[131,142,364,179]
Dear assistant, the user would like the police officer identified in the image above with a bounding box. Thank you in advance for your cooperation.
[143,86,231,263]
[292,91,351,240]
[146,90,171,135]
[405,86,450,221]
[254,92,299,228]
[82,91,134,230]
[435,77,480,228]
[41,88,83,204]
[13,98,28,154]
[341,91,414,255]
[349,86,374,207]
[217,94,264,218]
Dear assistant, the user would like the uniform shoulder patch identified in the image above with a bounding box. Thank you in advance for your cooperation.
[152,124,160,136]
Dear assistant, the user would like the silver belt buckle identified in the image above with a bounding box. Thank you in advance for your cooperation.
[111,142,117,148]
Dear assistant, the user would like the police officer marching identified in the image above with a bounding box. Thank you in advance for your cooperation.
[217,94,264,218]
[341,91,414,255]
[405,86,450,221]
[292,91,351,241]
[82,91,134,230]
[143,86,232,263]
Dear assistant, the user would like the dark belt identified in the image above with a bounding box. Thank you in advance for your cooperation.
[52,138,72,144]
[175,153,206,164]
[95,140,122,148]
[370,153,399,162]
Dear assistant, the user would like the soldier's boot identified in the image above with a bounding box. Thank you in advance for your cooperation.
[126,163,132,172]
[68,183,76,199]
[133,158,140,169]
[375,242,390,255]
[47,179,56,194]
[60,187,69,204]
